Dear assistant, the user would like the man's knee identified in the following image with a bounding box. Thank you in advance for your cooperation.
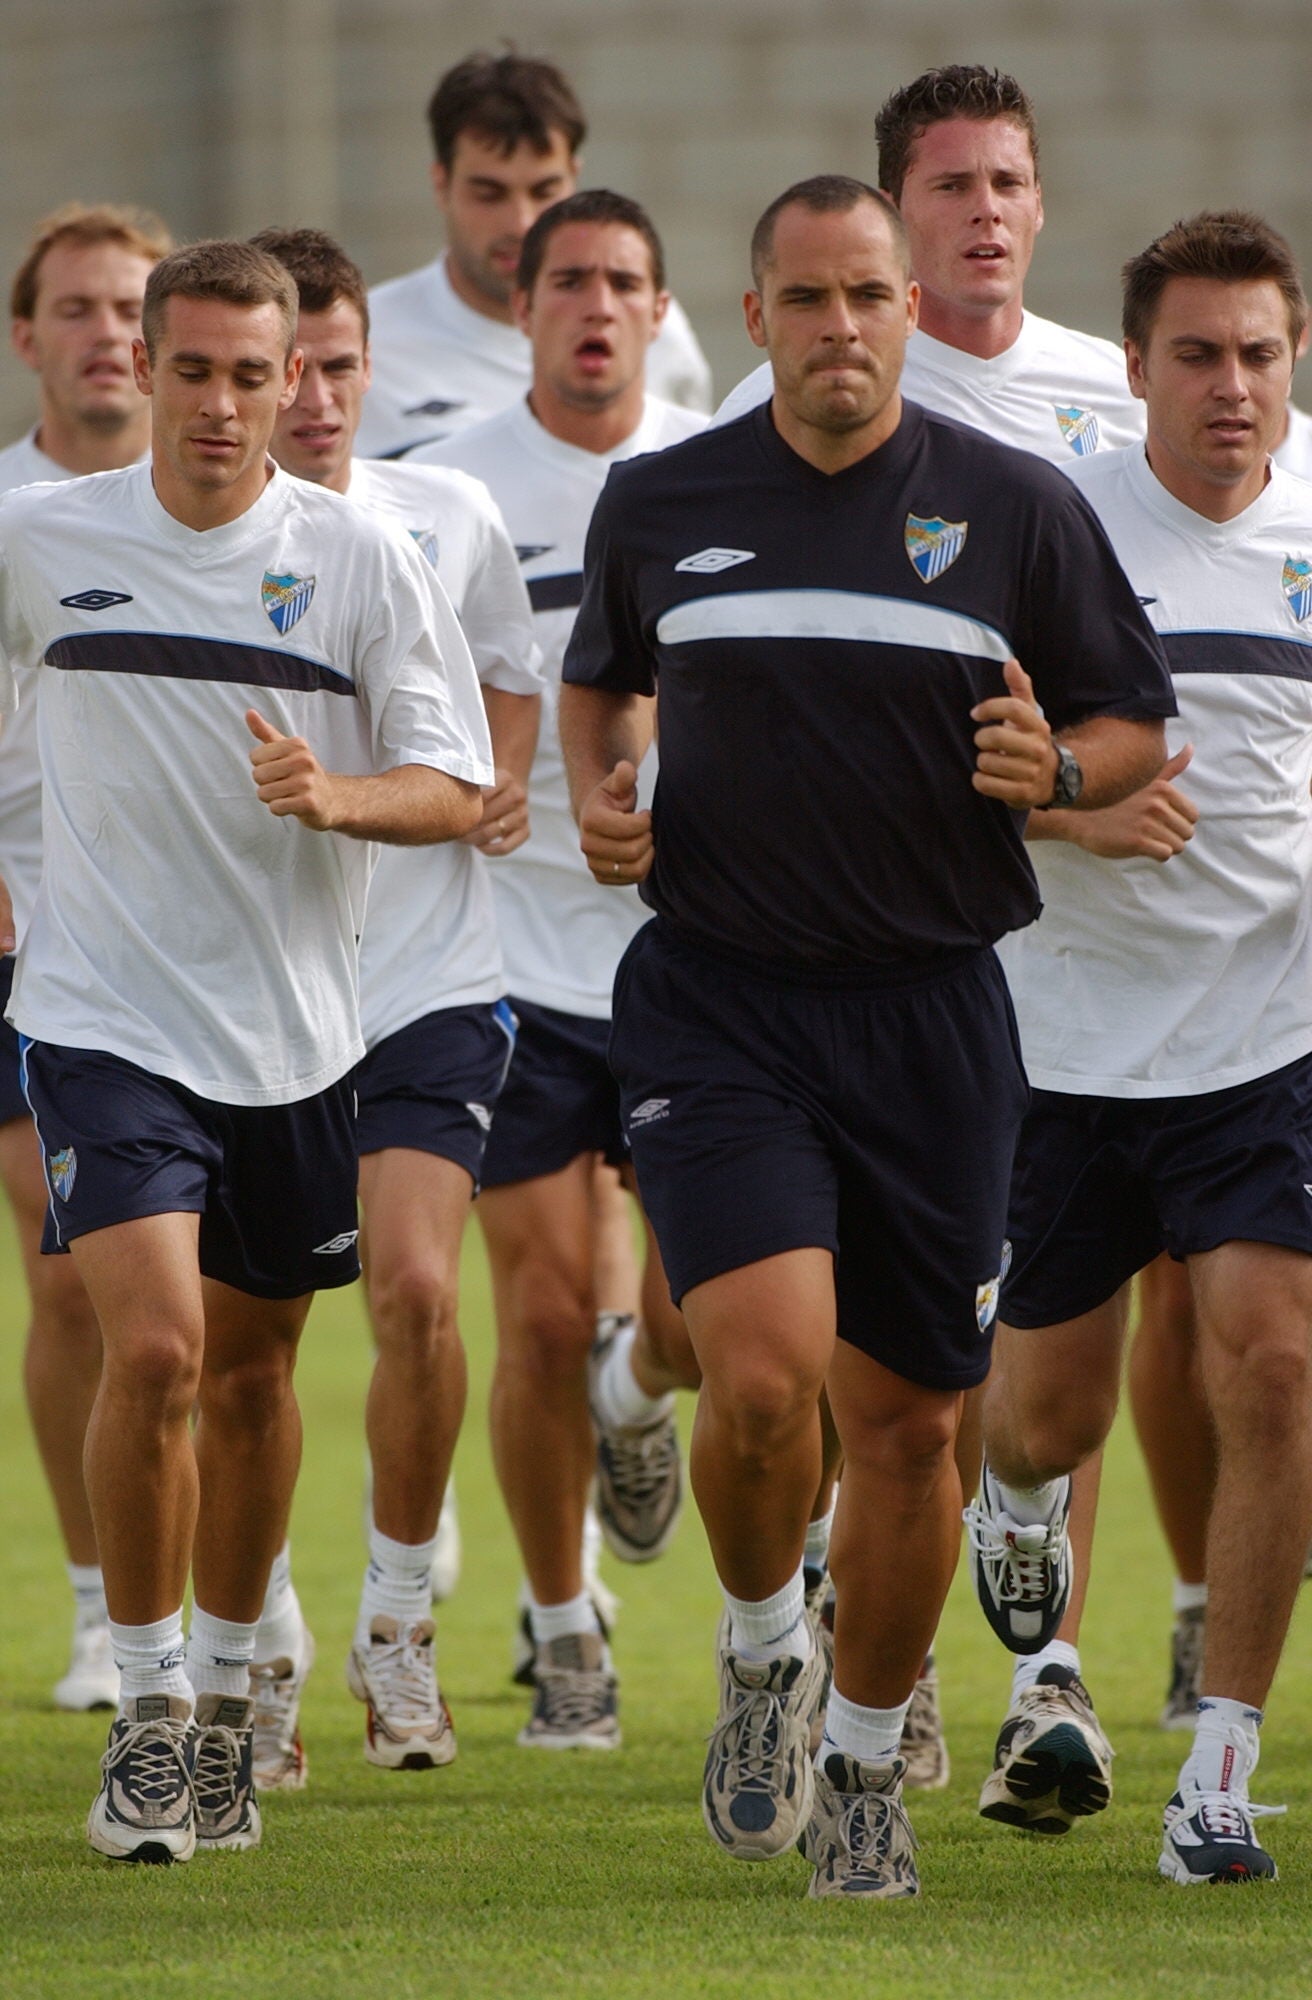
[369,1255,460,1358]
[198,1344,297,1436]
[499,1260,595,1378]
[701,1354,824,1468]
[104,1325,202,1418]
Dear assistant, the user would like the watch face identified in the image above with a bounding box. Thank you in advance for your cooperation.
[1055,746,1083,805]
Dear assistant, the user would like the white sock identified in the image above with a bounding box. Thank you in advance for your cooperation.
[68,1562,108,1626]
[1173,1578,1208,1614]
[1180,1695,1262,1796]
[725,1565,812,1662]
[593,1316,674,1428]
[111,1610,192,1709]
[528,1589,603,1646]
[359,1524,435,1635]
[1011,1638,1081,1699]
[819,1684,907,1767]
[991,1469,1065,1528]
[254,1541,305,1667]
[804,1500,836,1578]
[188,1605,258,1700]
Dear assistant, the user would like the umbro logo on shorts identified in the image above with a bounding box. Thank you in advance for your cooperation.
[59,589,133,611]
[674,547,756,574]
[629,1097,671,1127]
[313,1230,359,1255]
[467,1102,493,1132]
[515,543,556,563]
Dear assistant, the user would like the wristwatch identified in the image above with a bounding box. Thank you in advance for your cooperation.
[1036,743,1083,810]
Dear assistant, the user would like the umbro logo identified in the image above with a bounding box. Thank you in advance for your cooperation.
[515,543,555,563]
[1137,595,1158,607]
[467,1102,492,1132]
[674,547,755,574]
[404,398,465,419]
[313,1230,359,1255]
[629,1097,670,1127]
[60,589,133,611]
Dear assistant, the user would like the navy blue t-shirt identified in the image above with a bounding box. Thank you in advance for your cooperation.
[562,400,1176,971]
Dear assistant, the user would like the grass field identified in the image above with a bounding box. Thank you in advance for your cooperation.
[3,1211,1311,2000]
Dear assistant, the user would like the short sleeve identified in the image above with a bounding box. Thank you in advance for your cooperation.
[360,533,494,785]
[561,472,655,696]
[460,489,545,697]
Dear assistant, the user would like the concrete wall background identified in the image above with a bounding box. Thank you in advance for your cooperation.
[2,0,1311,434]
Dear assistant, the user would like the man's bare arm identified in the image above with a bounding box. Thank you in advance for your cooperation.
[462,686,541,855]
[558,683,656,885]
[1026,742,1198,860]
[246,709,483,845]
[971,657,1168,812]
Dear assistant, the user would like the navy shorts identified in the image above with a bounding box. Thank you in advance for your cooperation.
[1001,1051,1312,1329]
[479,998,626,1190]
[0,957,28,1126]
[355,1000,517,1182]
[20,1041,361,1299]
[609,922,1029,1391]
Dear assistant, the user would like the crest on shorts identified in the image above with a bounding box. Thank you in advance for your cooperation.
[1054,405,1101,457]
[49,1145,77,1203]
[975,1238,1013,1331]
[905,514,968,583]
[1282,556,1312,624]
[261,571,316,636]
[408,527,440,570]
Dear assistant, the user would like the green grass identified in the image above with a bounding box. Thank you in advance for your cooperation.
[3,1212,1311,1999]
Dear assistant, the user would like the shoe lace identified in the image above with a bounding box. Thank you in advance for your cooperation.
[104,1716,191,1806]
[250,1664,298,1750]
[191,1720,246,1811]
[367,1633,438,1723]
[1193,1793,1287,1840]
[605,1418,678,1506]
[963,1501,1058,1605]
[536,1661,613,1732]
[707,1685,787,1791]
[839,1790,920,1883]
[901,1678,939,1749]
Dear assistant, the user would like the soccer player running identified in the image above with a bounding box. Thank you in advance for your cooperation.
[559,176,1172,1898]
[0,240,492,1863]
[415,190,703,1746]
[970,211,1312,1887]
[715,61,1144,1801]
[355,49,711,461]
[0,202,172,1714]
[256,224,542,1781]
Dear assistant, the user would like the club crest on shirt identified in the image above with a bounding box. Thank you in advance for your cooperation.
[408,527,440,569]
[1054,405,1101,457]
[261,571,316,636]
[905,514,967,584]
[49,1146,77,1203]
[975,1239,1013,1331]
[1282,556,1312,623]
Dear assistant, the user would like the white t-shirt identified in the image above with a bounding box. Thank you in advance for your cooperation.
[357,255,712,459]
[1274,403,1312,480]
[715,312,1145,466]
[418,395,705,1017]
[345,456,543,1044]
[1001,444,1312,1097]
[0,461,493,1105]
[0,432,77,941]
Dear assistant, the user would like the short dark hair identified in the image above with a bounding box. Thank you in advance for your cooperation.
[141,240,299,360]
[750,176,910,289]
[248,226,370,341]
[427,52,586,171]
[516,189,665,298]
[875,66,1039,203]
[11,201,172,320]
[1122,209,1308,354]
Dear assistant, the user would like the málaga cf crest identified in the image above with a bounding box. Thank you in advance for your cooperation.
[261,571,316,636]
[905,514,968,584]
[1282,556,1312,623]
[1055,405,1100,457]
[409,528,440,569]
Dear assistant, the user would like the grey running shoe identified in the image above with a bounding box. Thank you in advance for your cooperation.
[1160,1605,1204,1731]
[588,1323,683,1563]
[250,1629,315,1791]
[518,1629,620,1749]
[1160,1786,1283,1884]
[346,1617,456,1770]
[703,1644,823,1860]
[964,1461,1072,1654]
[192,1693,261,1851]
[979,1664,1113,1835]
[87,1694,196,1864]
[900,1653,950,1791]
[54,1617,119,1712]
[806,1752,920,1899]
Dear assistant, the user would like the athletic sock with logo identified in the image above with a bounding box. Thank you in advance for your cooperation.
[1180,1695,1262,1797]
[819,1686,908,1768]
[1011,1637,1082,1700]
[991,1472,1066,1528]
[528,1590,604,1648]
[111,1610,192,1708]
[725,1564,813,1664]
[592,1316,674,1429]
[804,1499,836,1580]
[68,1561,109,1627]
[253,1540,306,1669]
[358,1524,435,1638]
[188,1606,258,1701]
